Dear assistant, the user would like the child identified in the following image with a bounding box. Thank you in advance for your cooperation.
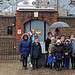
[54,39,63,70]
[31,36,42,70]
[47,50,56,69]
[47,37,56,69]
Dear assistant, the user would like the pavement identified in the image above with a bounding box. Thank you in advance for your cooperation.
[0,60,75,75]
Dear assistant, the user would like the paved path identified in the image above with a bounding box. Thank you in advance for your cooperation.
[0,60,75,75]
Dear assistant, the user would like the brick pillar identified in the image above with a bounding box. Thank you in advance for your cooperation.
[16,11,24,41]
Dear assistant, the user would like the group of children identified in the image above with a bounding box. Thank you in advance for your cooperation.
[45,32,75,70]
[19,29,75,71]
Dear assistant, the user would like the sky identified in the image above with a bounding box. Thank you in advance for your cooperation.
[0,0,75,15]
[59,0,75,14]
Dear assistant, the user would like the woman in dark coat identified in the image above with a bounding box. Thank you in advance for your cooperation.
[63,39,72,69]
[31,36,42,69]
[19,33,31,69]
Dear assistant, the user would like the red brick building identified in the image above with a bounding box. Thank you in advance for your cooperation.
[16,9,58,41]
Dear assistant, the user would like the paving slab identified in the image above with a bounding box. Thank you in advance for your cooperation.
[0,60,75,75]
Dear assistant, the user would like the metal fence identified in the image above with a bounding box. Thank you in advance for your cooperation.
[0,36,19,60]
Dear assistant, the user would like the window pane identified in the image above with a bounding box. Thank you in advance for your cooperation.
[31,20,44,42]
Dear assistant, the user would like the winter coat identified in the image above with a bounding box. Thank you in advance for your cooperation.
[31,42,42,59]
[54,44,64,60]
[64,43,72,58]
[19,39,31,57]
[48,55,56,64]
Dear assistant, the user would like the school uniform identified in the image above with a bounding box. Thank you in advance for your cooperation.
[47,43,56,69]
[54,44,63,70]
[31,42,42,69]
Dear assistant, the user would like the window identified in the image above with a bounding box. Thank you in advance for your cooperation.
[7,26,13,35]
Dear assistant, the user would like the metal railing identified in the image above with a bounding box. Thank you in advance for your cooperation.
[0,36,19,60]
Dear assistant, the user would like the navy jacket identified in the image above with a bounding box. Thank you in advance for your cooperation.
[54,44,64,60]
[19,39,31,57]
[31,42,42,59]
[64,43,72,57]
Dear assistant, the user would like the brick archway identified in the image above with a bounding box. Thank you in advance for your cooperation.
[16,9,58,41]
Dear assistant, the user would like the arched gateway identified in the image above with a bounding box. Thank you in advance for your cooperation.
[16,8,58,41]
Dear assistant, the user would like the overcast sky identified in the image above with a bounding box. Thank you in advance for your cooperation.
[0,0,75,15]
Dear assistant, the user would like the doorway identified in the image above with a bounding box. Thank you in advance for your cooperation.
[24,20,50,42]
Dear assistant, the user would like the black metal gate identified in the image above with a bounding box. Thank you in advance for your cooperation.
[0,36,19,60]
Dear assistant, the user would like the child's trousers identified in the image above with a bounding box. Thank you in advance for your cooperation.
[64,57,70,69]
[56,59,62,70]
[31,58,39,69]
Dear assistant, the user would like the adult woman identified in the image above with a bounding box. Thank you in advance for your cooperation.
[19,33,31,69]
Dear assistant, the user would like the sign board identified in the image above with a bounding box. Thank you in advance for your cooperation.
[40,42,47,54]
[17,29,21,34]
[34,12,38,17]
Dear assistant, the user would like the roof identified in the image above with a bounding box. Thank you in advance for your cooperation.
[58,16,75,19]
[16,1,56,11]
[17,8,57,12]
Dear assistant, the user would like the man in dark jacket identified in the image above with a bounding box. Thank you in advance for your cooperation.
[45,32,52,67]
[31,36,42,69]
[19,33,31,69]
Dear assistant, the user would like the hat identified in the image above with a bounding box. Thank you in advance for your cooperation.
[56,39,61,43]
[65,39,70,42]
